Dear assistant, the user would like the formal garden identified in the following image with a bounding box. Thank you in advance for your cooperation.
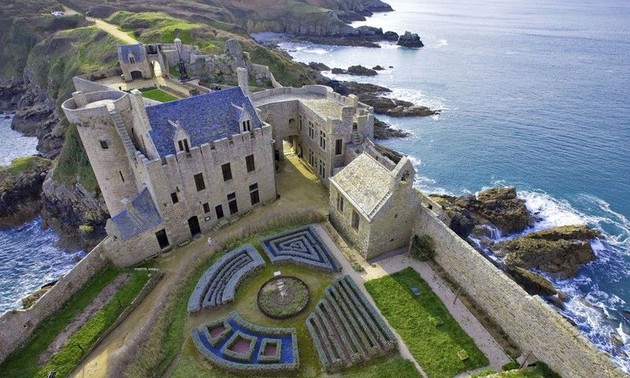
[176,224,419,377]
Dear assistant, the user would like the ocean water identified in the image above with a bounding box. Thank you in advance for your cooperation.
[274,0,630,371]
[0,116,83,314]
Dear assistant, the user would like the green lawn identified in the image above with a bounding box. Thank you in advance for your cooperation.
[364,267,489,378]
[141,88,179,102]
[0,268,151,378]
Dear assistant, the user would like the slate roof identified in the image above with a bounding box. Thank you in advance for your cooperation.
[146,87,262,158]
[118,44,145,64]
[111,188,162,239]
[331,153,394,220]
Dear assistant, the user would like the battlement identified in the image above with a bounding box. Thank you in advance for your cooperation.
[62,91,130,124]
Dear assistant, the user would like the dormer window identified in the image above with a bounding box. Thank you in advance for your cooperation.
[177,139,190,153]
[242,119,251,133]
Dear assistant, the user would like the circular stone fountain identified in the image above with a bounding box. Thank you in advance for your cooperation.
[257,276,310,319]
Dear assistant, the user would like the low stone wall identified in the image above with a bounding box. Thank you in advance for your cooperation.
[0,242,109,363]
[413,205,627,377]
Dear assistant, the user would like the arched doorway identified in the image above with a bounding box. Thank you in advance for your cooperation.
[188,216,201,237]
[130,71,143,80]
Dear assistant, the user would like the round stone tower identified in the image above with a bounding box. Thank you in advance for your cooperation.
[62,90,139,216]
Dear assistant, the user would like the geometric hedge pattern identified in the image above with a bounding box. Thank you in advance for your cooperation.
[191,311,299,374]
[259,225,341,272]
[187,244,265,313]
[306,276,398,373]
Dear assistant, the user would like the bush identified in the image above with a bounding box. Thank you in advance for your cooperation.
[502,360,520,371]
[411,234,435,261]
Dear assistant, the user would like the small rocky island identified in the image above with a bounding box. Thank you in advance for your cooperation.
[431,187,601,302]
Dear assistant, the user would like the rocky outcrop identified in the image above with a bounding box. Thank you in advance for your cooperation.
[373,117,410,139]
[432,187,532,237]
[0,157,52,227]
[397,31,424,48]
[497,225,600,277]
[1,78,65,159]
[331,65,378,76]
[41,172,109,251]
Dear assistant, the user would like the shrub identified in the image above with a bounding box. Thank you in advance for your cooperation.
[502,360,520,371]
[411,234,435,261]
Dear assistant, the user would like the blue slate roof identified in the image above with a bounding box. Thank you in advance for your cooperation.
[118,44,145,64]
[146,87,263,158]
[111,188,162,239]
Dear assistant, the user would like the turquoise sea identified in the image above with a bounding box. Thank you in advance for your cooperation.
[273,0,630,371]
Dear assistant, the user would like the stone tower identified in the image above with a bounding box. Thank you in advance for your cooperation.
[62,90,140,216]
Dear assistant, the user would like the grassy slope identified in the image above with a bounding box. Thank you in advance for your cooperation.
[0,268,150,378]
[0,157,51,191]
[365,267,489,378]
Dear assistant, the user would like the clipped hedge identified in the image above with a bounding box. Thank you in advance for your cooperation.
[306,276,398,373]
[191,311,299,374]
[187,244,264,313]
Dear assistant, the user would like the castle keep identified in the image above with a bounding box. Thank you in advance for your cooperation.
[60,41,409,266]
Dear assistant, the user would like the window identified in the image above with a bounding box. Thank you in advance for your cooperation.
[215,205,224,219]
[119,171,125,183]
[308,121,314,139]
[319,130,326,150]
[308,149,314,167]
[242,119,251,132]
[299,116,303,130]
[319,159,326,178]
[335,139,343,155]
[352,210,360,231]
[249,183,260,205]
[227,192,238,215]
[336,194,344,213]
[203,203,210,213]
[100,140,109,149]
[129,56,136,64]
[222,163,233,181]
[170,192,179,204]
[177,139,190,152]
[194,173,205,191]
[245,154,255,172]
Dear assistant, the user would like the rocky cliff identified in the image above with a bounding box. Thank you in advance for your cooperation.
[0,157,52,227]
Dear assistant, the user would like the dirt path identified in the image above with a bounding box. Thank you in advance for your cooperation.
[38,273,130,365]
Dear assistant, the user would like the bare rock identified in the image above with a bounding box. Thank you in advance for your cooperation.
[397,31,424,48]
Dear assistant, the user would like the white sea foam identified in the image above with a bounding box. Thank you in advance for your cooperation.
[384,87,446,112]
[0,116,39,166]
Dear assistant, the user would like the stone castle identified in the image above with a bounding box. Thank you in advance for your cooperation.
[61,40,419,266]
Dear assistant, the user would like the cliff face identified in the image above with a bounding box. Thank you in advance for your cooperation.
[0,157,52,227]
[41,172,109,251]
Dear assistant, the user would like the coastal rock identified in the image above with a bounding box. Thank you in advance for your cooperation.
[0,156,52,226]
[308,62,331,71]
[374,117,410,139]
[498,225,600,277]
[372,65,385,71]
[397,31,424,48]
[431,187,532,236]
[505,266,561,298]
[41,171,109,251]
[449,209,474,238]
[332,65,378,76]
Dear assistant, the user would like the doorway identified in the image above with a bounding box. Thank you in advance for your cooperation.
[155,229,169,249]
[188,216,201,237]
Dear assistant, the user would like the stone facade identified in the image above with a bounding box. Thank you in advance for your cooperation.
[329,151,420,259]
[251,85,374,185]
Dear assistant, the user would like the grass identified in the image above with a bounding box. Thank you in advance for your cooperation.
[141,88,179,102]
[52,124,98,192]
[0,157,51,191]
[364,267,489,378]
[0,267,150,378]
[474,362,561,377]
[107,11,224,54]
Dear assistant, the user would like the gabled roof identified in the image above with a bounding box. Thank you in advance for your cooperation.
[118,44,145,64]
[330,153,395,221]
[110,188,162,239]
[146,87,263,158]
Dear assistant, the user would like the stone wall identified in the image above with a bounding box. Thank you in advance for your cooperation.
[413,197,627,377]
[0,243,109,363]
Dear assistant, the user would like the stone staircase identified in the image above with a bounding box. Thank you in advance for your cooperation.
[109,110,137,162]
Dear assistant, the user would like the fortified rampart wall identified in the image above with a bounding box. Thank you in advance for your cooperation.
[412,195,627,377]
[0,242,109,363]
